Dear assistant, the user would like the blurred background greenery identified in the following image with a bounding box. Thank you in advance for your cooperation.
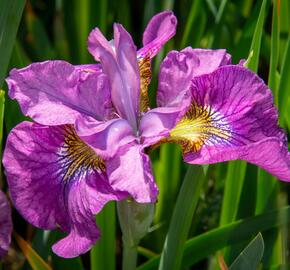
[0,0,290,269]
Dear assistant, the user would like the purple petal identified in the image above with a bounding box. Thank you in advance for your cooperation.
[157,48,231,107]
[6,61,113,125]
[3,122,124,257]
[0,191,12,257]
[185,138,290,181]
[171,65,290,181]
[106,144,158,203]
[76,116,136,159]
[140,105,190,146]
[138,11,177,59]
[88,25,140,132]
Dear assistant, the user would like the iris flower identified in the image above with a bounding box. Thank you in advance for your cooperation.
[3,10,290,259]
[0,190,12,257]
[3,11,178,258]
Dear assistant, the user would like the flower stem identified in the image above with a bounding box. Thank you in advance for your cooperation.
[122,244,138,270]
[117,200,154,270]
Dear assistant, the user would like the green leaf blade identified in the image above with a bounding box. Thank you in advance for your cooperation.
[229,233,264,270]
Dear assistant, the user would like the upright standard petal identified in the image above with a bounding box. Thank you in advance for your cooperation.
[168,65,290,181]
[106,144,158,203]
[157,48,231,107]
[138,11,177,59]
[88,25,140,132]
[6,61,113,125]
[3,122,124,257]
[0,191,12,257]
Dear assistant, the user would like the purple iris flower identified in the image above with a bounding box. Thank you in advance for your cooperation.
[157,48,290,180]
[0,190,12,257]
[3,11,178,258]
[3,9,290,259]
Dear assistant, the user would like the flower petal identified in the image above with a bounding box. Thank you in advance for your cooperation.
[75,116,136,159]
[185,138,290,181]
[140,105,190,146]
[6,61,113,125]
[157,48,231,107]
[0,191,12,257]
[88,25,140,131]
[3,122,124,257]
[138,11,177,59]
[106,144,158,203]
[169,65,290,181]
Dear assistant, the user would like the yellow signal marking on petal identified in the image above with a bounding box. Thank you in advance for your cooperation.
[61,125,105,181]
[170,103,231,153]
[138,56,151,113]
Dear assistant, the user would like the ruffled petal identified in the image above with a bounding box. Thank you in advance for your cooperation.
[3,122,124,257]
[138,11,177,59]
[169,65,290,181]
[88,25,140,131]
[106,144,158,203]
[157,48,231,107]
[75,116,136,159]
[6,61,113,125]
[0,191,12,257]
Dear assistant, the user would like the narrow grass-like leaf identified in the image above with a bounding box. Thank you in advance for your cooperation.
[246,0,268,71]
[219,161,247,226]
[268,0,280,100]
[229,233,264,270]
[0,0,25,87]
[158,165,206,270]
[14,232,52,270]
[278,34,290,119]
[0,91,4,157]
[138,206,290,270]
[137,246,157,259]
[63,0,91,63]
[25,5,56,60]
[90,202,116,270]
[208,0,229,48]
[180,0,202,48]
[0,90,4,187]
[154,143,182,249]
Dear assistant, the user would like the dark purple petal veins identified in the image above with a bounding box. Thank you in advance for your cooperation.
[168,65,290,181]
[6,60,113,125]
[0,191,12,257]
[3,122,124,257]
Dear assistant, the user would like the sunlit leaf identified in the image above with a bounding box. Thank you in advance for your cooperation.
[14,232,52,270]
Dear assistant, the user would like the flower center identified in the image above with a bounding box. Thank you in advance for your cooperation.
[60,125,105,181]
[170,103,231,153]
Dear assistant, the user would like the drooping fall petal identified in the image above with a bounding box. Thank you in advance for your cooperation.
[169,65,290,181]
[3,122,125,258]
